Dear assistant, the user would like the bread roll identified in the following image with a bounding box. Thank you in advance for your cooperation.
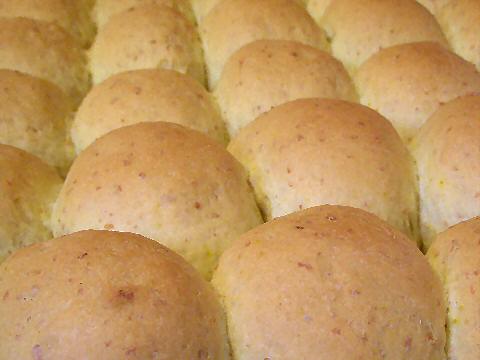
[0,230,230,359]
[0,0,94,46]
[215,40,356,136]
[90,4,205,85]
[200,0,328,88]
[52,122,263,278]
[72,69,228,153]
[321,0,447,72]
[213,205,446,359]
[93,0,195,28]
[0,18,89,105]
[0,70,74,173]
[0,145,62,262]
[228,98,419,240]
[355,42,480,143]
[428,217,480,360]
[437,0,480,71]
[412,95,480,248]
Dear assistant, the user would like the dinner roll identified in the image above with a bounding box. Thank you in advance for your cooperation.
[229,98,419,240]
[90,4,205,85]
[213,205,446,359]
[0,17,89,105]
[0,0,94,46]
[0,70,74,173]
[0,145,62,262]
[200,0,328,88]
[52,122,262,278]
[72,69,228,153]
[215,40,356,136]
[320,0,447,72]
[355,42,480,143]
[0,230,230,359]
[412,95,480,248]
[437,0,480,71]
[428,217,480,359]
[93,0,195,28]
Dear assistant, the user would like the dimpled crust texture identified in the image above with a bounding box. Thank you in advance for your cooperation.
[0,230,230,359]
[355,42,480,144]
[412,95,480,248]
[0,0,95,46]
[437,0,480,71]
[428,217,480,360]
[72,69,228,153]
[0,17,89,106]
[90,4,205,85]
[213,205,446,360]
[0,145,62,262]
[215,40,357,136]
[200,0,329,89]
[52,122,263,278]
[228,98,419,240]
[320,0,448,72]
[93,0,195,28]
[0,70,74,173]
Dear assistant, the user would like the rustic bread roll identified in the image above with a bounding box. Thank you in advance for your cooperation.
[52,122,262,278]
[0,0,94,46]
[412,95,480,248]
[0,18,89,106]
[215,40,357,136]
[0,230,230,359]
[0,70,74,173]
[213,205,446,359]
[428,217,480,360]
[72,69,228,153]
[437,0,480,71]
[90,4,205,85]
[320,0,447,72]
[0,145,62,262]
[94,0,195,28]
[229,98,419,240]
[200,0,328,88]
[355,42,480,143]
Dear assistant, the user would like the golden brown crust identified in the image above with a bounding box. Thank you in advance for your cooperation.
[72,69,228,152]
[228,98,419,240]
[412,95,480,248]
[0,230,230,359]
[200,0,328,88]
[53,122,263,278]
[355,42,480,143]
[427,217,480,359]
[214,40,356,136]
[90,4,205,85]
[213,205,446,359]
[0,145,62,262]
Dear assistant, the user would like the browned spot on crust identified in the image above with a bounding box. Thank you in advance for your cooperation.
[298,262,313,270]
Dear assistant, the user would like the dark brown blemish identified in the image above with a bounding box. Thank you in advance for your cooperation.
[118,289,135,302]
[77,252,88,259]
[194,202,202,209]
[296,225,304,230]
[298,262,313,270]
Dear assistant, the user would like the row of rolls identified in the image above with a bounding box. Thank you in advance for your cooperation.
[0,0,479,358]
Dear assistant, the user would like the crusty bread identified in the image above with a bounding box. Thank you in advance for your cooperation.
[0,17,89,106]
[437,0,480,71]
[53,122,263,278]
[428,217,480,360]
[200,0,328,88]
[90,4,205,85]
[0,70,74,173]
[213,205,445,359]
[72,69,228,153]
[355,42,480,143]
[215,40,356,136]
[412,95,480,248]
[320,0,447,72]
[0,145,62,262]
[0,230,230,359]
